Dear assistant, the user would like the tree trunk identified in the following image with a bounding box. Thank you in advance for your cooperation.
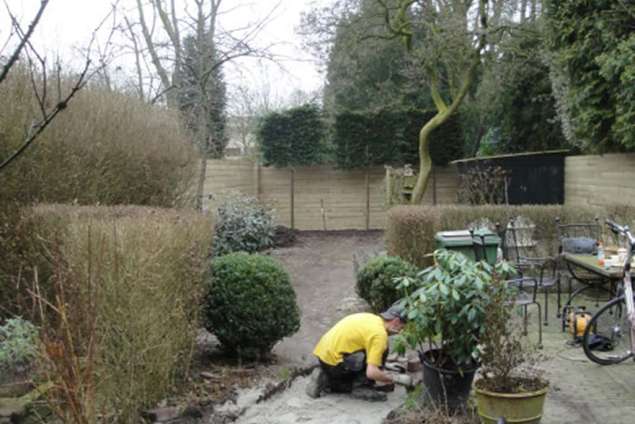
[411,113,447,204]
[196,154,207,210]
[408,0,488,204]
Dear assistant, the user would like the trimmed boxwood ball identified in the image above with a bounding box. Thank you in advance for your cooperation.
[203,253,300,358]
[356,256,417,312]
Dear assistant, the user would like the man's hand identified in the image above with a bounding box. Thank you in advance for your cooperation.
[391,373,414,388]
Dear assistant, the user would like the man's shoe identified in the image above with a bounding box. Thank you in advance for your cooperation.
[350,387,387,402]
[305,367,327,398]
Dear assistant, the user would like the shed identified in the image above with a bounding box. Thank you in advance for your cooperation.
[452,150,568,205]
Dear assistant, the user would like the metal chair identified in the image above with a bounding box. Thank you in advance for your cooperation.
[472,230,542,347]
[506,217,560,326]
[556,217,614,331]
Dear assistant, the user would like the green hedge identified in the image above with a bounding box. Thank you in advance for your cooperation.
[386,204,635,268]
[333,109,463,168]
[257,104,326,168]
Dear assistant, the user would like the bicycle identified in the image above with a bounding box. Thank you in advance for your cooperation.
[582,219,635,365]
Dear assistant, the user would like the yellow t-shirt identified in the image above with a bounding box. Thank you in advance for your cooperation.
[313,313,388,366]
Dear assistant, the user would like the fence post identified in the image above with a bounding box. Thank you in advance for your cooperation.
[290,167,295,230]
[432,166,437,205]
[385,167,392,206]
[365,168,370,230]
[254,160,262,200]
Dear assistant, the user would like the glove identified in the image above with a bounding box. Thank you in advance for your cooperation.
[391,373,414,388]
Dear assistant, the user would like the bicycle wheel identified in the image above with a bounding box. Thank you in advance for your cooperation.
[582,295,634,365]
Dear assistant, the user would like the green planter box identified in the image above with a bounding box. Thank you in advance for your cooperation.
[435,229,500,265]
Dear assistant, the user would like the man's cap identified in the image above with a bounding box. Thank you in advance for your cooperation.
[380,301,407,322]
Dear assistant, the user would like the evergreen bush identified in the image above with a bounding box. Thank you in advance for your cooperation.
[356,256,417,312]
[203,253,300,358]
[213,195,275,256]
[257,104,326,168]
[0,317,38,373]
[333,109,463,168]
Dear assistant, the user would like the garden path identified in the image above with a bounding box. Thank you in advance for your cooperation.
[270,230,384,367]
[236,230,405,424]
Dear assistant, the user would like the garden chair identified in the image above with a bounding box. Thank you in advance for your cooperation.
[556,217,614,330]
[471,232,542,347]
[505,217,560,326]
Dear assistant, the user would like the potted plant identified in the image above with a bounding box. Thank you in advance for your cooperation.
[474,275,549,424]
[395,249,515,412]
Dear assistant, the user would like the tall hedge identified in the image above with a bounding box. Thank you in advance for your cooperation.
[0,70,197,207]
[257,103,326,167]
[15,205,213,421]
[333,109,463,169]
[545,0,635,152]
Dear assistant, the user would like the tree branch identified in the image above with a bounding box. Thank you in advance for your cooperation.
[0,0,49,84]
[0,60,91,173]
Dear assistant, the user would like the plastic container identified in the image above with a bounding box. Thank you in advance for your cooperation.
[434,229,501,265]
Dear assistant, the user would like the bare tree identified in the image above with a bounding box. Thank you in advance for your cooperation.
[130,0,283,208]
[375,0,490,204]
[0,0,117,173]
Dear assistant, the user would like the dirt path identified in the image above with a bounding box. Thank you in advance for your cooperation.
[232,231,410,424]
[270,231,384,366]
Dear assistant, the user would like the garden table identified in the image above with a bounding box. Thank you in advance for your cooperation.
[559,253,630,331]
[561,253,629,281]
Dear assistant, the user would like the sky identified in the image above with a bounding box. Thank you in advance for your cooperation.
[0,0,327,104]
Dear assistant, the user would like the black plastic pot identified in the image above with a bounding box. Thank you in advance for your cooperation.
[420,350,478,412]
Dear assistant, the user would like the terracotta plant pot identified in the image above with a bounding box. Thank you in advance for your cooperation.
[475,384,549,424]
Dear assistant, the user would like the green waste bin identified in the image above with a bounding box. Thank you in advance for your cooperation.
[434,229,501,265]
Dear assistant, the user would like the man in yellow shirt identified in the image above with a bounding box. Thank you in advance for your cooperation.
[306,302,413,401]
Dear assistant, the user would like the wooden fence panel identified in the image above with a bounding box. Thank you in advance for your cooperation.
[203,160,460,230]
[565,154,635,208]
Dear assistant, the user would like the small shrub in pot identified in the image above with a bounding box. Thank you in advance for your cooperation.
[394,249,515,410]
[213,195,275,256]
[356,256,417,312]
[203,253,300,359]
[474,277,549,424]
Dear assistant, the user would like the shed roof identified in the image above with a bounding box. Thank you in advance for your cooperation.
[451,149,569,164]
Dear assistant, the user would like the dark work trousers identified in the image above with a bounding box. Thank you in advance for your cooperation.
[319,350,387,393]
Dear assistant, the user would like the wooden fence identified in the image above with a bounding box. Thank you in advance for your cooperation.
[565,154,635,208]
[203,154,635,230]
[203,159,460,230]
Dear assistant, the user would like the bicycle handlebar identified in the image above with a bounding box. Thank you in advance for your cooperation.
[605,219,635,246]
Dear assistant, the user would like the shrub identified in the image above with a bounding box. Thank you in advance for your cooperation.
[356,256,417,312]
[213,195,275,256]
[29,205,213,422]
[333,109,463,169]
[0,317,38,373]
[257,103,326,168]
[203,253,300,358]
[0,69,197,207]
[385,204,635,268]
[395,251,516,368]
